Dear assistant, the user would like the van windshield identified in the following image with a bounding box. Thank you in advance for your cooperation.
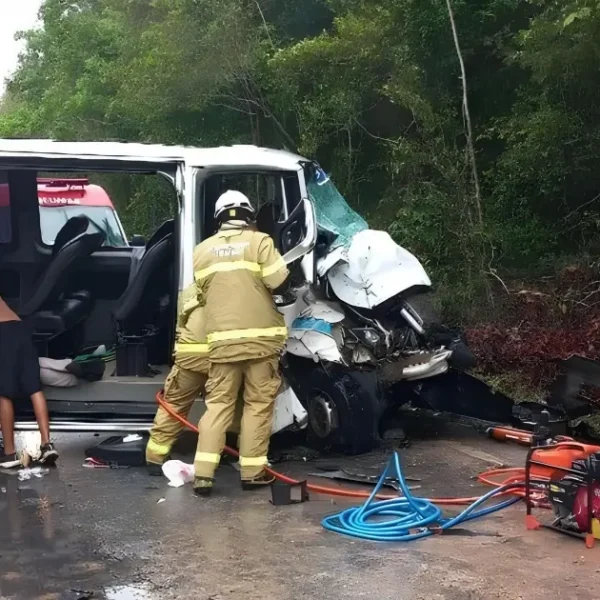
[306,166,368,250]
[40,206,127,247]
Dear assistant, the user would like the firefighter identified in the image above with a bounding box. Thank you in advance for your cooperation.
[192,190,289,496]
[145,286,209,474]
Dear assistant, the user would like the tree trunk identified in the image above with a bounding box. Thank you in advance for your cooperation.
[445,0,483,227]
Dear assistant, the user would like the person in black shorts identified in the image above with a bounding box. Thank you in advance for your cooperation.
[0,296,58,468]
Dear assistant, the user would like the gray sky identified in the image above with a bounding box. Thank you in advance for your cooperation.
[0,0,43,94]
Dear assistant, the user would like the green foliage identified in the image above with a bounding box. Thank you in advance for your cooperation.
[2,0,600,322]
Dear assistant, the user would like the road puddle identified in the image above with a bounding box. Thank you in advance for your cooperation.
[104,584,153,599]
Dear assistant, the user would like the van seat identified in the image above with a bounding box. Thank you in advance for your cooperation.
[114,220,174,334]
[19,216,105,352]
[31,290,93,337]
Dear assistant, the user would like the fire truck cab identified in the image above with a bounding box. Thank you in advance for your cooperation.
[37,178,128,247]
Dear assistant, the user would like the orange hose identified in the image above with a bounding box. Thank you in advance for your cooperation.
[156,391,529,505]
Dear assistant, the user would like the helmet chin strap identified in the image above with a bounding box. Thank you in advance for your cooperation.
[218,207,255,225]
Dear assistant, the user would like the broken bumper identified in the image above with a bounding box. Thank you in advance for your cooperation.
[380,350,453,383]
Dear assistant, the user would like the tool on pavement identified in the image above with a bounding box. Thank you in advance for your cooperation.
[487,425,537,446]
[270,480,310,505]
[525,439,600,548]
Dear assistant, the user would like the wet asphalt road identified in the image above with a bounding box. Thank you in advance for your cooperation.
[1,420,599,600]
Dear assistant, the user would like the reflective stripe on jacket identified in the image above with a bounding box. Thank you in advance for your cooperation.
[174,286,209,373]
[193,224,289,362]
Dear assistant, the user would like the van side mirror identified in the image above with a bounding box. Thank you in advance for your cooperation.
[130,234,146,247]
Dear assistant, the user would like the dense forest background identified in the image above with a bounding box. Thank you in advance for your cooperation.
[2,0,600,398]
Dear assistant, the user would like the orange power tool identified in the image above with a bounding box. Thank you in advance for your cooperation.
[487,425,538,446]
[529,441,600,480]
[487,408,572,447]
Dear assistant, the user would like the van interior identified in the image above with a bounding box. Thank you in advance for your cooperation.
[0,164,306,428]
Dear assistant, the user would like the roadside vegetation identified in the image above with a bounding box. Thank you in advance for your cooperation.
[2,0,600,399]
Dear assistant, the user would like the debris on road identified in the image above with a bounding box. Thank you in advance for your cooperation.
[85,434,148,467]
[309,468,421,491]
[269,446,321,463]
[82,457,129,469]
[17,467,49,481]
[162,460,194,488]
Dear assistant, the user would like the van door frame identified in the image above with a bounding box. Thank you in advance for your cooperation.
[189,165,316,270]
[179,164,197,291]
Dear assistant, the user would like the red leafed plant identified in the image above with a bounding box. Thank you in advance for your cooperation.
[466,265,600,392]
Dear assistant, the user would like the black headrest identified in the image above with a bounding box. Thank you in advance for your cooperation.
[60,231,105,256]
[146,219,175,251]
[53,215,90,255]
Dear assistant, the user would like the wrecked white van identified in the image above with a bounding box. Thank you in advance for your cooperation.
[0,141,473,453]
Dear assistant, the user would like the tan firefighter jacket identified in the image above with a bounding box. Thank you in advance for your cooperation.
[173,285,209,373]
[193,222,289,362]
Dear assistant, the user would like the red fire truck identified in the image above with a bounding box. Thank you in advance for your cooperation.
[37,178,128,247]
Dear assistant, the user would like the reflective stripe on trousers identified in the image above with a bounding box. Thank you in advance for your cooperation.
[174,342,209,354]
[207,326,287,344]
[239,456,268,467]
[147,438,171,458]
[194,452,221,464]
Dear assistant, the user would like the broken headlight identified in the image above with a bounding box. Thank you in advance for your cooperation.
[351,328,381,348]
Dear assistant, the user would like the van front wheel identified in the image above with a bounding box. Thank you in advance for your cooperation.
[305,365,383,455]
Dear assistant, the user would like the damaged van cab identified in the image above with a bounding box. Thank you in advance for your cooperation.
[0,141,472,454]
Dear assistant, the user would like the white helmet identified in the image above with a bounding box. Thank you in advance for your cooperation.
[214,190,254,219]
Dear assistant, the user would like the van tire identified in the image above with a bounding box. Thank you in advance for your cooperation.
[305,365,383,455]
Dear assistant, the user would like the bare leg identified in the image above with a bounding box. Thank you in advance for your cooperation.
[30,391,50,445]
[0,397,16,454]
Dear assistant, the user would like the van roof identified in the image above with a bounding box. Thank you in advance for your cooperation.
[0,140,308,172]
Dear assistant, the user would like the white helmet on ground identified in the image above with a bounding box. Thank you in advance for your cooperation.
[214,190,254,220]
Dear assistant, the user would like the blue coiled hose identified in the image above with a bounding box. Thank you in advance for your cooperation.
[321,452,520,541]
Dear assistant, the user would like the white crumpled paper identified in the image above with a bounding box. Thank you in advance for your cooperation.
[18,467,49,481]
[161,460,195,488]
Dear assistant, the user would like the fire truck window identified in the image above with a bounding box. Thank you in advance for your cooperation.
[37,176,130,247]
[39,205,127,247]
[0,171,11,244]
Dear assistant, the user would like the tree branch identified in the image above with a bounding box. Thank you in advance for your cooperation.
[446,0,483,227]
[354,118,400,145]
[236,92,298,150]
[212,100,256,116]
[253,0,276,52]
[561,192,600,223]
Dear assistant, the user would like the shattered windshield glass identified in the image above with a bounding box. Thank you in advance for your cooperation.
[306,165,368,249]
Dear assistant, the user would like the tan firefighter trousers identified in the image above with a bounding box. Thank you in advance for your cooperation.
[146,365,244,466]
[194,356,281,481]
[146,365,207,465]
